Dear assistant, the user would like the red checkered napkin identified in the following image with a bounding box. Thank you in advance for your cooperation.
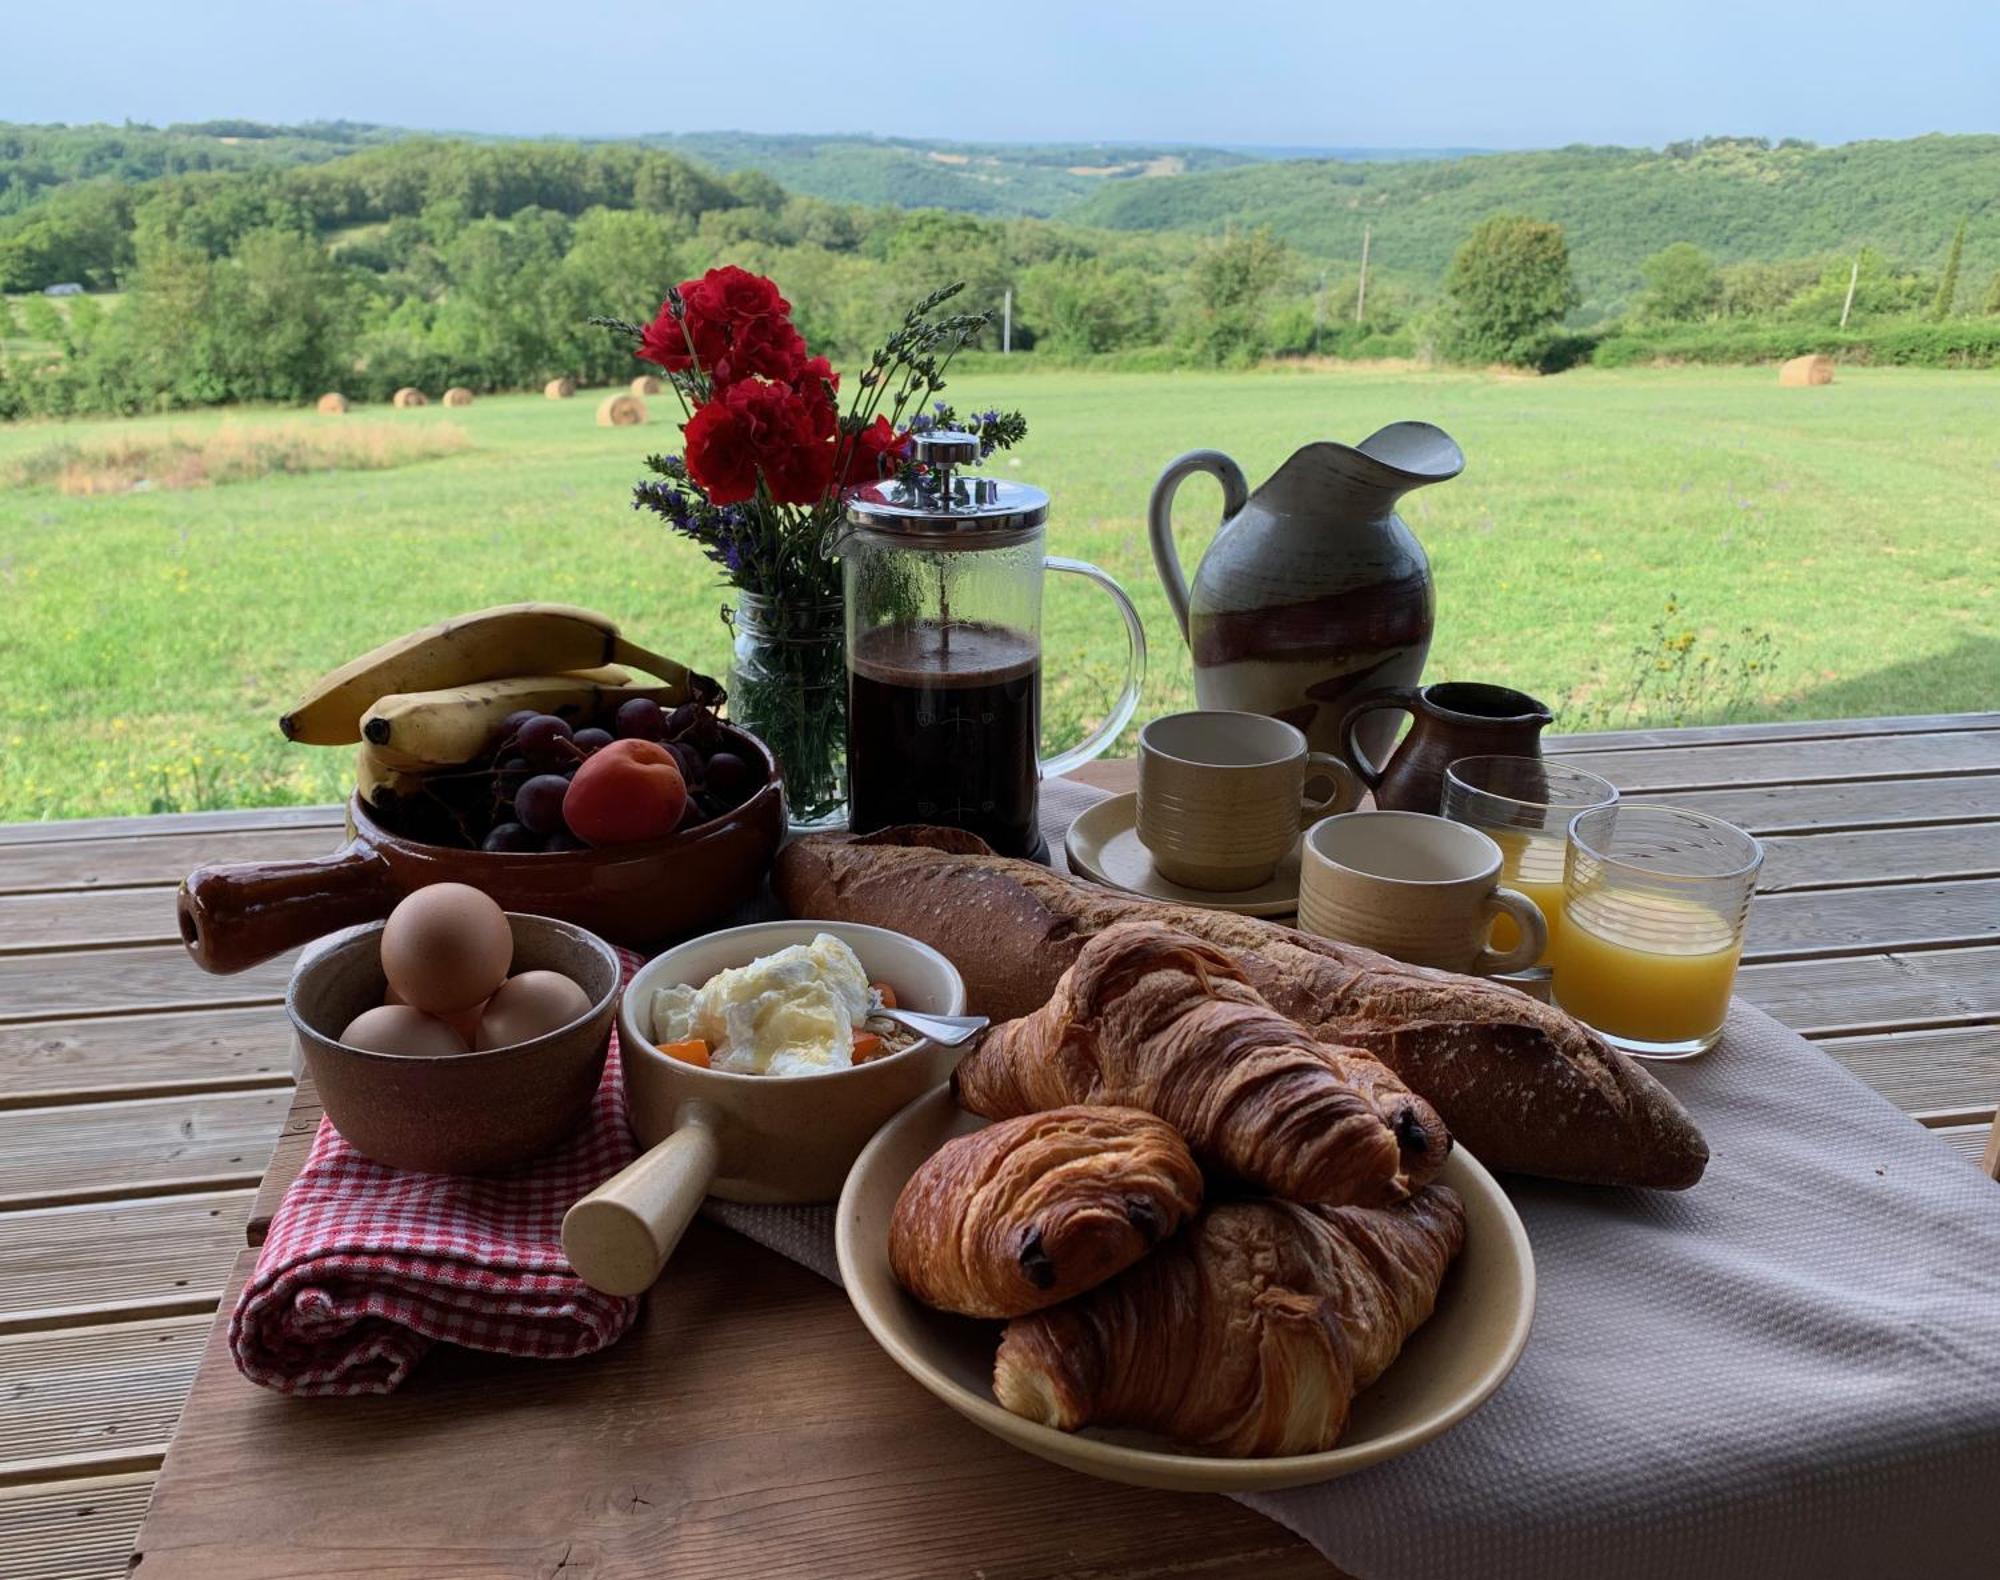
[230,954,644,1396]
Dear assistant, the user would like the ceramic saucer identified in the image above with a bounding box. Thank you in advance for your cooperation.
[1063,793,1301,917]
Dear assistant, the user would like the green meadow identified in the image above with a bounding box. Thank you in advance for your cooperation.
[0,364,1994,823]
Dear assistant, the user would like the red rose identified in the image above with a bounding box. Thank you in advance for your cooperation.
[687,266,790,327]
[684,379,834,507]
[637,298,724,374]
[716,313,807,384]
[841,415,911,487]
[796,355,839,439]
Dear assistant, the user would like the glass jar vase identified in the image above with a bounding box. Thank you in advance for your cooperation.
[726,591,847,831]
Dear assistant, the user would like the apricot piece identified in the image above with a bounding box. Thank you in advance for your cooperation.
[564,738,688,845]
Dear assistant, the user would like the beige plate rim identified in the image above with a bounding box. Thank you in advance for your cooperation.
[835,1085,1538,1493]
[1064,792,1302,918]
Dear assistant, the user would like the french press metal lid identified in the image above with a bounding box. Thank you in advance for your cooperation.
[837,429,1049,545]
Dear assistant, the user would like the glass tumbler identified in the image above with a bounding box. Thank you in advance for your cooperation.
[1440,756,1619,979]
[1551,804,1763,1060]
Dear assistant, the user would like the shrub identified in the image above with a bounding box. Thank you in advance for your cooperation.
[1437,214,1580,365]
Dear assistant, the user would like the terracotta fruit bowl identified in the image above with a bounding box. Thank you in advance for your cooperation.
[288,912,622,1174]
[179,723,784,974]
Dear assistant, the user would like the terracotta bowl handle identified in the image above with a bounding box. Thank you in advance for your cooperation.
[178,840,397,975]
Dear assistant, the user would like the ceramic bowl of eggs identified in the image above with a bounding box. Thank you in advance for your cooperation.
[286,883,622,1173]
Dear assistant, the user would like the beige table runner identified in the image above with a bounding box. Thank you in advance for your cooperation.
[708,778,2000,1579]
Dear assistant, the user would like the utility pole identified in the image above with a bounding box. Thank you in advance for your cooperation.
[1313,270,1327,355]
[1838,255,1859,329]
[1002,288,1012,354]
[1355,224,1371,324]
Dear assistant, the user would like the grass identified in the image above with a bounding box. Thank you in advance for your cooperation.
[0,364,1995,823]
[5,419,471,494]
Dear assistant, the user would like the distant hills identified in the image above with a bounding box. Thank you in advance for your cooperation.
[635,132,1477,216]
[1071,135,2000,305]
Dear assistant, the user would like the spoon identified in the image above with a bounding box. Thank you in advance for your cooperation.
[875,1007,989,1046]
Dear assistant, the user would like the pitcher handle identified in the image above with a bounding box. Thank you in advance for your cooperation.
[1147,449,1249,641]
[1040,556,1147,781]
[1337,686,1423,789]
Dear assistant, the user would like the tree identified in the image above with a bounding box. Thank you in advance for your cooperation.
[1181,227,1292,364]
[1439,213,1579,365]
[1639,243,1721,322]
[1931,217,1967,320]
[1986,270,2000,315]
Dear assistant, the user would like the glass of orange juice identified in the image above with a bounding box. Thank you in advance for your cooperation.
[1552,804,1762,1060]
[1440,756,1619,983]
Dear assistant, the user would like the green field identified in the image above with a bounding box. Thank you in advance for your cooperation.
[0,365,1994,824]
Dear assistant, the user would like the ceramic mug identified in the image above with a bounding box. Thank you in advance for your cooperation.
[1137,711,1361,891]
[1298,810,1548,974]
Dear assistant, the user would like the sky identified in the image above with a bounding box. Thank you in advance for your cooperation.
[3,0,1995,151]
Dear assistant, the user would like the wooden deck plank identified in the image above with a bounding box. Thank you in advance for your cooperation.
[0,1315,208,1486]
[1758,823,2000,892]
[0,804,343,847]
[1736,945,2000,1037]
[1935,1122,1997,1169]
[1621,774,2000,834]
[0,1472,159,1580]
[1816,1024,2000,1119]
[1744,878,2000,962]
[0,944,292,1025]
[1561,730,2000,791]
[246,1093,323,1246]
[0,1190,251,1334]
[0,827,338,896]
[0,1092,290,1211]
[134,1245,1334,1580]
[1545,713,2000,752]
[0,1006,294,1109]
[0,887,185,954]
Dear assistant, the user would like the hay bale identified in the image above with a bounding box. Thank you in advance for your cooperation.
[630,374,663,396]
[441,386,474,407]
[392,387,428,408]
[1778,354,1835,388]
[315,392,349,415]
[544,377,577,400]
[597,393,647,428]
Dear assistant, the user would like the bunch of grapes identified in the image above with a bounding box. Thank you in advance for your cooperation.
[477,700,755,853]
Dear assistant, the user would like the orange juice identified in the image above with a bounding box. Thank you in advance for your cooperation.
[1552,888,1742,1049]
[1487,829,1567,967]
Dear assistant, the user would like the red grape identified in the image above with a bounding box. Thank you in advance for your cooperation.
[514,773,572,834]
[705,751,748,796]
[614,698,664,740]
[499,709,538,739]
[517,714,574,764]
[573,727,614,753]
[482,821,539,853]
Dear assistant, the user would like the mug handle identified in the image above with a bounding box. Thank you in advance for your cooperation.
[1300,751,1362,822]
[1040,557,1148,780]
[1472,887,1549,976]
[1336,686,1422,789]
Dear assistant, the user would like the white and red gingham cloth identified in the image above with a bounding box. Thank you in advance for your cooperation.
[229,956,645,1396]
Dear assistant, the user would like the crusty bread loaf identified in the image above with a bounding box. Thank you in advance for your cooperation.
[774,827,1708,1190]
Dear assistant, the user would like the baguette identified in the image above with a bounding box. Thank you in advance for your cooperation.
[774,826,1708,1190]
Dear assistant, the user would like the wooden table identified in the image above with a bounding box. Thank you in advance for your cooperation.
[1,715,1995,1579]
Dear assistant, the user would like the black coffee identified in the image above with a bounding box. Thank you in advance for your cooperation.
[848,621,1041,857]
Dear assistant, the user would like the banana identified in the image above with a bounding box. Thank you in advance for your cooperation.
[279,604,720,745]
[360,673,687,765]
[355,743,431,812]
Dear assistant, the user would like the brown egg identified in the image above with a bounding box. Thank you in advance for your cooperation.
[339,1004,470,1058]
[475,970,593,1051]
[380,883,512,1015]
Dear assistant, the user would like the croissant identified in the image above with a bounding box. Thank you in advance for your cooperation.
[889,1107,1204,1317]
[953,920,1450,1206]
[993,1186,1466,1456]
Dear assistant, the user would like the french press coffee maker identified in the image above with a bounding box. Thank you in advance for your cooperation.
[838,431,1146,860]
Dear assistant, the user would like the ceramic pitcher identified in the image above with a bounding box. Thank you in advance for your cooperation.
[1147,422,1463,762]
[1337,681,1554,814]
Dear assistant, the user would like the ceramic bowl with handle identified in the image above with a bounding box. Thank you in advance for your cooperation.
[562,920,969,1297]
[178,722,785,975]
[287,911,623,1174]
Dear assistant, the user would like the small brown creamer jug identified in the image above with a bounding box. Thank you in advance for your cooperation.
[1337,682,1554,813]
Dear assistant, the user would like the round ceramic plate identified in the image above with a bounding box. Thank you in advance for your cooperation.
[1064,792,1302,917]
[835,1085,1537,1493]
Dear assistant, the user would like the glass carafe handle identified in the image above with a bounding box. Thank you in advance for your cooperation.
[1040,556,1147,781]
